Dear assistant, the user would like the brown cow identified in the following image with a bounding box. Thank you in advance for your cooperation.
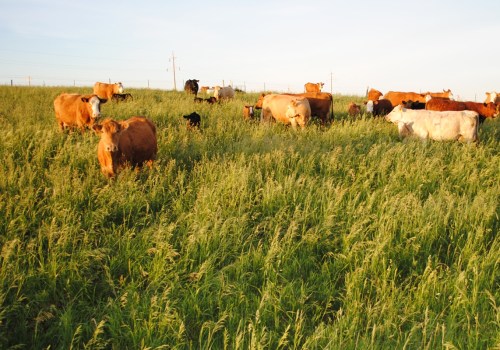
[92,116,157,178]
[384,91,428,107]
[425,89,453,100]
[426,98,499,123]
[347,102,361,116]
[93,82,124,100]
[304,82,324,92]
[243,105,255,120]
[54,93,107,132]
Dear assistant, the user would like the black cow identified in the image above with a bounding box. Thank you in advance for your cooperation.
[402,100,426,109]
[111,93,133,102]
[184,79,199,95]
[183,112,201,130]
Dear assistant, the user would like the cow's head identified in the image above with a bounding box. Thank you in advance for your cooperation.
[385,104,403,123]
[93,119,127,153]
[366,100,374,113]
[255,93,267,109]
[444,89,454,100]
[82,95,106,120]
[115,82,124,94]
[243,105,254,120]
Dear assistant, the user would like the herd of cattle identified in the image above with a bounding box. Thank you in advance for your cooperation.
[52,81,499,178]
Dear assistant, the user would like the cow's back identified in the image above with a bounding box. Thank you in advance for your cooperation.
[118,117,158,165]
[384,91,426,106]
[93,82,120,100]
[426,99,466,111]
[54,93,84,128]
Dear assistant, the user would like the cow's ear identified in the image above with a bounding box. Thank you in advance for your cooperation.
[81,97,89,102]
[92,124,103,134]
[119,121,129,130]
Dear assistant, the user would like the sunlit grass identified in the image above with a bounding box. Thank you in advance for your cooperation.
[0,86,498,349]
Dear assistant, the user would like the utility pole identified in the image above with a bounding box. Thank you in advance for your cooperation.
[169,51,177,90]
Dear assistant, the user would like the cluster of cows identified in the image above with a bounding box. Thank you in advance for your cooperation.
[53,82,157,178]
[346,88,499,142]
[52,81,499,178]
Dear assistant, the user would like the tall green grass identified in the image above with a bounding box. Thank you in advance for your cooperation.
[0,86,498,349]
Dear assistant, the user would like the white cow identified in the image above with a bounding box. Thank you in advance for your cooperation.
[261,94,311,128]
[385,105,479,142]
[213,86,235,100]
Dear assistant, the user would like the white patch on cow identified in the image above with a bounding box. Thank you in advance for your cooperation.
[425,94,432,102]
[249,106,254,115]
[117,83,124,94]
[89,96,102,119]
[490,92,497,103]
[366,100,374,113]
[448,92,454,101]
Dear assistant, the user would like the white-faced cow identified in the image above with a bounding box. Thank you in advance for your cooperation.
[385,105,478,143]
[93,82,124,100]
[54,93,107,132]
[92,117,158,178]
[484,92,500,104]
[243,105,255,121]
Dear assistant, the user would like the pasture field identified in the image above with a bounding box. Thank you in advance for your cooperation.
[0,86,498,349]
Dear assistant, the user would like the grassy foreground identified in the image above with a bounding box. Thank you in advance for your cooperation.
[0,86,498,349]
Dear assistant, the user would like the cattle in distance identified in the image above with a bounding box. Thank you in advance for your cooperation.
[184,79,200,95]
[93,82,124,100]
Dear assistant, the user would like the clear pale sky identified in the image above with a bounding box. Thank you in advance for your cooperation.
[1,0,499,101]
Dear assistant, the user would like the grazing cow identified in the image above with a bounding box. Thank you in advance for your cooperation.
[183,112,201,130]
[366,88,383,102]
[194,96,217,104]
[214,86,235,100]
[92,116,158,178]
[402,100,426,109]
[260,94,311,128]
[184,79,200,95]
[426,98,499,123]
[93,82,124,100]
[200,86,210,94]
[212,85,233,100]
[484,92,500,103]
[304,82,324,93]
[365,99,393,116]
[243,105,255,120]
[347,102,361,116]
[54,93,107,132]
[384,91,428,107]
[111,93,133,102]
[385,105,479,142]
